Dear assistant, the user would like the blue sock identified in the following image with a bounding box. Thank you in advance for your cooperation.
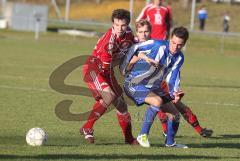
[140,106,159,135]
[166,119,179,145]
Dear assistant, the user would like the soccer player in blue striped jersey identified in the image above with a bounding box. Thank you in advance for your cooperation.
[121,26,189,148]
[133,20,213,139]
[122,20,213,148]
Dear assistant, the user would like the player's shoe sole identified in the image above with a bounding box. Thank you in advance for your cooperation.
[137,134,150,148]
[165,141,188,148]
[79,127,94,144]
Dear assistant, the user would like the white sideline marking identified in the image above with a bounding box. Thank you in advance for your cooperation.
[0,64,51,69]
[0,84,240,107]
[0,85,49,92]
[185,101,240,107]
[0,75,48,81]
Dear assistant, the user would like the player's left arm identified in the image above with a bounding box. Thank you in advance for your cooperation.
[120,40,155,75]
[137,52,159,67]
[172,73,185,104]
[166,56,184,102]
[127,50,159,71]
[119,44,139,75]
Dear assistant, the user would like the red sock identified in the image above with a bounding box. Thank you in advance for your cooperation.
[117,112,134,143]
[157,111,168,133]
[83,101,107,129]
[183,106,203,134]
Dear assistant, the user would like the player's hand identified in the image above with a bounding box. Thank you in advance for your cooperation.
[145,58,159,67]
[101,69,111,78]
[101,62,110,71]
[100,64,111,77]
[172,90,185,104]
[138,52,158,67]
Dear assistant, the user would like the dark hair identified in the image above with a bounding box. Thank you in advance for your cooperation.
[135,19,152,32]
[171,26,189,44]
[111,9,131,25]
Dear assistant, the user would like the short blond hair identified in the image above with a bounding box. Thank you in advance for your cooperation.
[135,19,152,32]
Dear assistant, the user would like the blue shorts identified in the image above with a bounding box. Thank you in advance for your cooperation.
[123,82,172,106]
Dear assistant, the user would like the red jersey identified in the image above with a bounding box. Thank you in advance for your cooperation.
[136,4,172,40]
[92,27,134,70]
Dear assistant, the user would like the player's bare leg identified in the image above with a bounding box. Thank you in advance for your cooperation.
[144,92,164,107]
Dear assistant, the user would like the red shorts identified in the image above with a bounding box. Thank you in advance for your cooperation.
[82,56,123,101]
[161,80,170,94]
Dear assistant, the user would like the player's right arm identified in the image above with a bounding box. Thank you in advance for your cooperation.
[127,55,139,71]
[127,52,158,71]
[137,52,159,67]
[120,40,156,75]
[120,44,139,75]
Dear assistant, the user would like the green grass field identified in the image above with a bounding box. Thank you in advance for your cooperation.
[0,30,240,161]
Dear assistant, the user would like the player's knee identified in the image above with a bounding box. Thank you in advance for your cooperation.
[115,97,128,113]
[99,97,114,108]
[174,113,181,122]
[158,111,168,122]
[101,87,117,106]
[145,95,162,107]
[151,98,162,108]
[99,99,108,108]
[167,113,180,122]
[104,93,116,106]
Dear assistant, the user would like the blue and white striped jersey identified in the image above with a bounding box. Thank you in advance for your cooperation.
[120,39,184,98]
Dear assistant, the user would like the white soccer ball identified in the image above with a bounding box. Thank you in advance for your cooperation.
[26,127,48,146]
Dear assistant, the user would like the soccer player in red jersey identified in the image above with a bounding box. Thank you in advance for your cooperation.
[80,9,137,144]
[136,0,172,40]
